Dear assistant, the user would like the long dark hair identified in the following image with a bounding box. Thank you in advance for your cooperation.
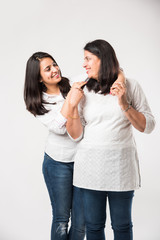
[24,52,70,116]
[84,39,119,94]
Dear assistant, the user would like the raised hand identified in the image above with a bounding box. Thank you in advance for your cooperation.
[66,81,87,107]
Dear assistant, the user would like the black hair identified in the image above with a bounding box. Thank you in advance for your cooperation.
[24,52,70,116]
[84,39,119,94]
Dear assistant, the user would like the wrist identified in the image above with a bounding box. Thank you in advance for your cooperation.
[67,106,79,118]
[68,115,79,119]
[121,103,131,112]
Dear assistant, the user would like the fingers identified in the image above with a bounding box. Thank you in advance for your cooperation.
[111,82,126,89]
[110,82,126,96]
[67,83,84,107]
[69,82,84,96]
[75,87,84,93]
[72,81,87,89]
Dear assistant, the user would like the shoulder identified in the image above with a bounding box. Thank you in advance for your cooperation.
[126,78,147,106]
[42,92,64,103]
[126,78,139,88]
[126,78,143,94]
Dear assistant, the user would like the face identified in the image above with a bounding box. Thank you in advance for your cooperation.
[39,57,61,87]
[83,50,101,80]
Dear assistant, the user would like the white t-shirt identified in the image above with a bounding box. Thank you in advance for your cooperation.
[73,78,155,191]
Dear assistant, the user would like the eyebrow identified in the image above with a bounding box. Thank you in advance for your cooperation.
[44,62,54,71]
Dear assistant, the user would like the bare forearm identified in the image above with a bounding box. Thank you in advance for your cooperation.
[60,98,70,118]
[66,106,83,139]
[117,69,126,83]
[122,104,146,132]
[111,77,146,132]
[61,81,86,139]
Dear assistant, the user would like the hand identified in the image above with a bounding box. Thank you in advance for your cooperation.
[110,68,126,94]
[71,81,87,90]
[110,82,129,109]
[66,81,87,107]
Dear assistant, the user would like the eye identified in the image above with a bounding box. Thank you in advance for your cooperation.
[53,63,58,67]
[86,57,91,61]
[46,67,50,71]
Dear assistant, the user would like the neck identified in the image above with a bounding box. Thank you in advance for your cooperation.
[46,84,60,95]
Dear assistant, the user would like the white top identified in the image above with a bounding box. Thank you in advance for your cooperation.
[36,92,79,162]
[73,78,155,191]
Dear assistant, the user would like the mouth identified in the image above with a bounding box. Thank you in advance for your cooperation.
[86,68,90,74]
[51,73,60,78]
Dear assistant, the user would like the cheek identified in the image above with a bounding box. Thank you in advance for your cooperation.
[96,63,100,72]
[44,73,50,80]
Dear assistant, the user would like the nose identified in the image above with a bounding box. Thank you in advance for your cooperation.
[83,61,87,68]
[51,65,58,73]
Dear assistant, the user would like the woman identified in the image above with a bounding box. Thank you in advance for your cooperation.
[24,52,86,240]
[66,40,155,240]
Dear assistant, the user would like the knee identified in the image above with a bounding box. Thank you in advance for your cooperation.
[111,222,133,232]
[70,224,86,236]
[71,220,85,232]
[87,222,105,232]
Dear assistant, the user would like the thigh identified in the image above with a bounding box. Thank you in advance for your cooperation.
[42,153,74,216]
[69,187,86,240]
[108,191,134,226]
[82,188,107,226]
[71,186,85,227]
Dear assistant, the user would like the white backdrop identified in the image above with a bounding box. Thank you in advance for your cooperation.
[0,0,160,239]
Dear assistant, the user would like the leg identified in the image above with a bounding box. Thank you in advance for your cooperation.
[69,186,85,240]
[108,191,134,240]
[42,153,73,240]
[81,188,107,240]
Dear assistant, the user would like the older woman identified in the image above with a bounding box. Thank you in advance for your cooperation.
[66,39,155,240]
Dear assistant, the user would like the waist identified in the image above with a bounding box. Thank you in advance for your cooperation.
[47,132,77,147]
[82,129,134,146]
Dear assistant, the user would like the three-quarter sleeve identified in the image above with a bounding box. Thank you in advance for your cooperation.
[36,110,67,135]
[129,80,155,134]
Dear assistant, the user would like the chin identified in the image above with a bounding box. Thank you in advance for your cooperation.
[57,77,62,82]
[88,74,92,78]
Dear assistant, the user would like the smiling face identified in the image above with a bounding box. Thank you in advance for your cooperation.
[39,57,61,88]
[83,50,101,80]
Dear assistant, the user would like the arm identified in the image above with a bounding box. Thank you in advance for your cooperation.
[36,109,67,135]
[65,81,86,139]
[36,81,86,136]
[120,103,146,132]
[66,106,84,140]
[111,69,126,88]
[110,71,146,132]
[110,79,155,133]
[36,97,70,135]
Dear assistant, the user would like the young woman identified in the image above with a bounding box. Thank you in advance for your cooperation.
[24,52,86,240]
[66,40,156,240]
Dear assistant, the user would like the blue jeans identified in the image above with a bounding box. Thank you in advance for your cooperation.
[79,187,134,240]
[42,153,85,240]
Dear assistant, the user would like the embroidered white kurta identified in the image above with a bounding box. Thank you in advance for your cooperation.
[73,78,155,191]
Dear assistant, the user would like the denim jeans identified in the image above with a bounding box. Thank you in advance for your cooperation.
[42,153,85,240]
[79,187,134,240]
